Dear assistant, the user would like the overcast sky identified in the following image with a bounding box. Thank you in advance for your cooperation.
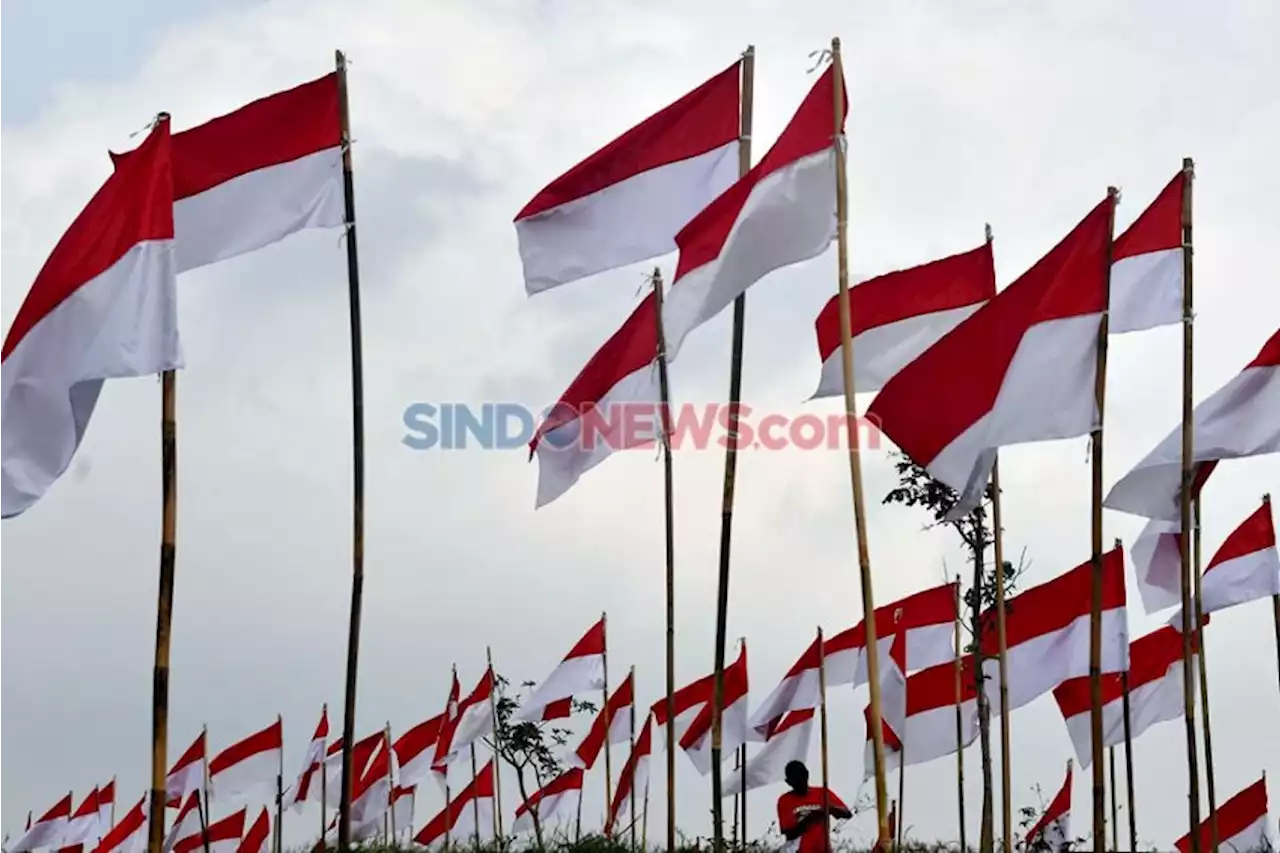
[2,1,1278,849]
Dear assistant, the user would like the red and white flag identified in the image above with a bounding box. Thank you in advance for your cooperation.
[515,61,742,294]
[428,672,462,792]
[433,668,496,774]
[284,707,329,811]
[350,735,397,840]
[1196,498,1279,616]
[679,642,749,775]
[111,74,343,273]
[1024,763,1072,850]
[393,713,445,789]
[11,794,73,852]
[235,809,269,853]
[811,242,995,398]
[412,760,496,847]
[89,797,146,853]
[323,730,389,802]
[512,768,584,836]
[2,119,180,518]
[1110,170,1185,335]
[60,790,102,849]
[650,671,716,748]
[981,547,1129,711]
[94,782,114,837]
[567,669,634,769]
[209,718,283,803]
[516,618,607,721]
[868,195,1116,518]
[867,655,982,773]
[1054,624,1196,768]
[390,786,415,840]
[162,794,203,853]
[172,808,244,853]
[1129,517,1185,614]
[1106,328,1280,521]
[166,732,207,807]
[1175,776,1272,853]
[605,716,653,837]
[662,62,846,361]
[724,709,814,797]
[530,293,661,508]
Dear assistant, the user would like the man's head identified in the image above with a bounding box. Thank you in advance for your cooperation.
[784,760,809,791]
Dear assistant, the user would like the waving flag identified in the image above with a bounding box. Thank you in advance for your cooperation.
[1110,170,1185,334]
[516,618,606,721]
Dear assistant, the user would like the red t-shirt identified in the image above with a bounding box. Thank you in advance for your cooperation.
[776,786,848,853]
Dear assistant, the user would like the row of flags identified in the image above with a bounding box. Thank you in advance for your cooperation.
[13,491,1275,850]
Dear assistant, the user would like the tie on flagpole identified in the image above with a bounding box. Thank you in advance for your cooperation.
[710,44,755,853]
[334,48,368,853]
[1193,498,1220,852]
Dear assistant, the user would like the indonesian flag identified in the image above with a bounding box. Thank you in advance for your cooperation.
[748,582,957,738]
[11,794,72,852]
[209,718,282,803]
[868,655,982,773]
[60,790,102,848]
[95,782,114,836]
[390,787,415,840]
[162,794,202,853]
[679,642,749,775]
[323,731,388,803]
[434,668,496,774]
[393,713,445,789]
[1024,763,1072,850]
[284,707,329,811]
[515,60,742,295]
[110,73,342,273]
[1053,624,1197,768]
[662,62,846,361]
[868,195,1115,518]
[1175,776,1272,853]
[980,547,1129,712]
[516,618,607,721]
[811,242,996,398]
[650,670,716,749]
[1,118,180,518]
[1109,170,1185,335]
[1129,517,1185,614]
[1196,498,1279,616]
[166,732,207,807]
[350,736,397,841]
[1105,328,1280,521]
[606,715,653,837]
[861,629,910,778]
[412,760,496,847]
[89,797,146,853]
[235,809,268,853]
[567,669,634,769]
[512,768,584,835]
[723,709,814,797]
[428,672,462,792]
[173,808,244,853]
[530,290,662,508]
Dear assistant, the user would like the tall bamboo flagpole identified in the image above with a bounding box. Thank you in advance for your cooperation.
[1175,157,1203,853]
[1088,186,1119,853]
[990,457,1012,853]
[1116,541,1138,853]
[1109,747,1119,850]
[1193,498,1219,853]
[384,723,396,841]
[828,37,890,847]
[147,170,179,853]
[320,705,329,846]
[1266,494,1280,698]
[629,665,637,853]
[333,49,367,853]
[953,576,967,853]
[710,45,755,853]
[470,745,482,849]
[652,266,678,853]
[602,611,614,821]
[486,648,505,840]
[895,764,905,851]
[740,743,748,847]
[445,666,456,853]
[817,628,832,853]
[275,715,284,853]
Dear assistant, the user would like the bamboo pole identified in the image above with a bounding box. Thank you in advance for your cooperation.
[1193,498,1219,853]
[486,649,505,839]
[1116,543,1137,853]
[602,611,614,822]
[730,752,740,850]
[896,764,905,851]
[817,628,832,853]
[321,708,328,847]
[147,352,178,853]
[953,576,967,853]
[111,776,117,827]
[195,790,212,853]
[710,46,755,853]
[1271,497,1280,698]
[1176,157,1203,853]
[276,715,284,853]
[1109,747,1119,851]
[990,458,1012,853]
[740,743,748,848]
[203,724,212,853]
[333,49,367,853]
[642,774,651,852]
[470,746,482,850]
[652,266,678,853]
[828,36,890,848]
[384,723,396,842]
[1089,186,1119,853]
[630,665,638,853]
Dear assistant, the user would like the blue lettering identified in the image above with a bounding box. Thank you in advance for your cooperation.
[401,403,439,450]
[493,403,535,449]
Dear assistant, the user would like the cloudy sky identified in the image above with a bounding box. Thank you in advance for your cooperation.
[3,1,1278,848]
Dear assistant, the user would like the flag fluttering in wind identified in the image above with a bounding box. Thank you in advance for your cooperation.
[515,618,607,721]
[512,768,583,835]
[514,61,742,295]
[94,782,114,838]
[605,716,653,837]
[60,789,102,849]
[235,809,269,853]
[109,73,343,274]
[661,62,846,361]
[1109,170,1186,334]
[566,669,633,769]
[392,714,445,789]
[868,195,1116,518]
[165,733,206,807]
[172,809,244,853]
[679,641,749,775]
[412,760,495,847]
[865,655,982,772]
[209,718,283,803]
[1054,624,1198,767]
[1,118,180,518]
[530,293,661,508]
[1174,777,1272,853]
[323,731,386,803]
[433,668,495,775]
[350,734,398,841]
[284,707,329,811]
[10,793,73,853]
[811,242,995,398]
[162,794,202,853]
[429,672,462,792]
[1177,497,1279,620]
[1129,516,1186,614]
[723,709,814,797]
[1105,328,1280,521]
[89,796,146,853]
[1024,763,1072,850]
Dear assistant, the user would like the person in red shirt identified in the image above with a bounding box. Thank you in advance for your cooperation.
[776,760,852,853]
